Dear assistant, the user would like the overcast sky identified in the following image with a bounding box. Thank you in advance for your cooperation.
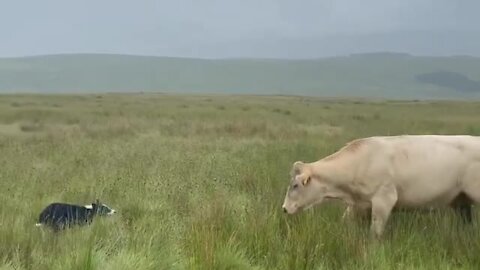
[1,0,479,58]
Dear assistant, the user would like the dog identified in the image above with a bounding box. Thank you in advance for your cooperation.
[35,199,116,231]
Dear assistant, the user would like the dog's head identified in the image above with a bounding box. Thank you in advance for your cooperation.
[87,199,117,216]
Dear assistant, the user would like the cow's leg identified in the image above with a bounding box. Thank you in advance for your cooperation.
[457,204,473,224]
[342,203,371,223]
[341,205,354,221]
[459,164,480,223]
[370,182,398,239]
[450,192,473,224]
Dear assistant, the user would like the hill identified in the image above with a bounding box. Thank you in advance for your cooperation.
[1,53,480,99]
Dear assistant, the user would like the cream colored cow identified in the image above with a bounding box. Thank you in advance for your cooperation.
[282,135,480,238]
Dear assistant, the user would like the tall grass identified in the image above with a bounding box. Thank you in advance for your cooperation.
[0,94,480,269]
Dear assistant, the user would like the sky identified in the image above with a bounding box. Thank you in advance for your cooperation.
[1,0,480,58]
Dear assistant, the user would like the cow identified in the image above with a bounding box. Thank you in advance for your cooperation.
[281,135,480,238]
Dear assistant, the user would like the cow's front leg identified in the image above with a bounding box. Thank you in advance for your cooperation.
[342,203,371,223]
[370,182,398,239]
[342,205,354,221]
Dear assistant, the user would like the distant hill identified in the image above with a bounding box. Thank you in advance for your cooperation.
[415,71,480,93]
[1,53,480,99]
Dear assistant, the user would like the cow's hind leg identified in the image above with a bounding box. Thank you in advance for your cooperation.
[459,164,480,223]
[450,192,473,224]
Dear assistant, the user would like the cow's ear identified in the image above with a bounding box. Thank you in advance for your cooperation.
[293,161,304,175]
[302,176,311,186]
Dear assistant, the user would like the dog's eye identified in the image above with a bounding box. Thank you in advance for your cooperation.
[292,184,298,189]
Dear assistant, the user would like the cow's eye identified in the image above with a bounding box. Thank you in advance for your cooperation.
[292,184,298,189]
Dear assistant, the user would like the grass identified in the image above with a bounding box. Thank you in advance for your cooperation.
[1,93,480,269]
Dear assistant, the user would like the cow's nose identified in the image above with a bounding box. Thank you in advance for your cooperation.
[283,207,287,213]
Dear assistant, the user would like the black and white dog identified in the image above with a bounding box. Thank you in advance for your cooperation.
[36,199,116,231]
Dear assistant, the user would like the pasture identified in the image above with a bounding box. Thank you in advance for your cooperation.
[1,93,480,269]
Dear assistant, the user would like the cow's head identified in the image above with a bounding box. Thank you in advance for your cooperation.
[282,161,329,214]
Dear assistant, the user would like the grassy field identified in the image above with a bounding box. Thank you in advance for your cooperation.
[1,93,480,269]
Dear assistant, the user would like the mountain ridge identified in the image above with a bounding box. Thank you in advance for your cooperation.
[1,52,480,100]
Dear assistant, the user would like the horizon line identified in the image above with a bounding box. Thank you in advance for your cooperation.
[1,51,479,61]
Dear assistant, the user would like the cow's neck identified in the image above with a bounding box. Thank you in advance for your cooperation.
[311,160,356,204]
[311,160,352,184]
[323,184,356,205]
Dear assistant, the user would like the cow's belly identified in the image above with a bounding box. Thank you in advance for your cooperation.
[391,166,463,208]
[395,186,461,208]
[381,146,470,208]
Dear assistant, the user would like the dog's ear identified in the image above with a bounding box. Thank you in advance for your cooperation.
[91,200,99,212]
[94,199,100,205]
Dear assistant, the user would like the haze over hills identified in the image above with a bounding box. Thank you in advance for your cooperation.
[1,52,480,100]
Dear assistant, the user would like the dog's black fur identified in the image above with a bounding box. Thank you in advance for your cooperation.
[36,199,115,231]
